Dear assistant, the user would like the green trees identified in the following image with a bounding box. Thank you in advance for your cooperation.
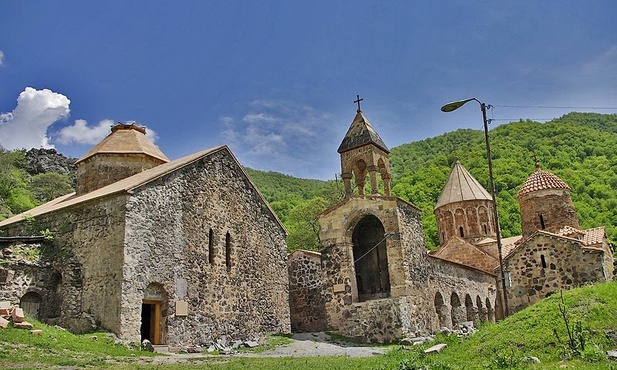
[249,112,617,251]
[0,149,74,220]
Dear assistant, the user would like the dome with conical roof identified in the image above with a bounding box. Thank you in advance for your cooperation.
[434,159,496,245]
[337,110,389,154]
[435,159,492,210]
[517,165,570,198]
[75,123,169,195]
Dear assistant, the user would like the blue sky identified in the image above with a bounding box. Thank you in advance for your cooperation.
[1,1,616,180]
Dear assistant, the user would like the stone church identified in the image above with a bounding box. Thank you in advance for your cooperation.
[0,124,290,347]
[430,156,613,314]
[289,108,499,342]
[288,106,613,342]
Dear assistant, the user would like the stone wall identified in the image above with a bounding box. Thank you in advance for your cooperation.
[76,154,164,195]
[120,148,290,346]
[518,189,579,238]
[504,232,609,313]
[317,195,498,342]
[288,250,326,332]
[0,195,127,334]
[434,200,495,245]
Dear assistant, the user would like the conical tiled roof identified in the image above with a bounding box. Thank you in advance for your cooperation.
[434,159,493,209]
[76,124,169,164]
[517,165,570,197]
[337,110,389,154]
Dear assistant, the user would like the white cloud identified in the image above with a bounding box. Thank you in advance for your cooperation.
[0,87,70,150]
[56,119,113,145]
[57,119,159,145]
[0,50,4,66]
[220,99,340,179]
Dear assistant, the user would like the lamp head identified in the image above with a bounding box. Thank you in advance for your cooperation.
[440,97,477,112]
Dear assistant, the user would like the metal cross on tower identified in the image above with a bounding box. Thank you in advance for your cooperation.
[354,95,363,112]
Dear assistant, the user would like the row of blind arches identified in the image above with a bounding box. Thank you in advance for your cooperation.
[434,291,495,328]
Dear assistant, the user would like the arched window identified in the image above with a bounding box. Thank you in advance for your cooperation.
[225,232,231,272]
[208,229,215,264]
[459,226,465,237]
[540,215,546,229]
[540,254,547,268]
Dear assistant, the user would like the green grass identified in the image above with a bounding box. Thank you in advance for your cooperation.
[0,319,155,368]
[1,281,617,369]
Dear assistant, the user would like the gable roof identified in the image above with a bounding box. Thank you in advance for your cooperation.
[337,110,389,154]
[0,145,286,233]
[517,165,570,198]
[502,227,607,261]
[76,124,169,164]
[429,235,499,273]
[435,159,493,209]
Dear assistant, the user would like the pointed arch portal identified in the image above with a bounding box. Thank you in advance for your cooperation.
[352,215,390,302]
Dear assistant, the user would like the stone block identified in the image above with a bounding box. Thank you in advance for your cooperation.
[333,284,346,293]
[0,301,11,317]
[175,301,188,317]
[0,317,9,329]
[12,308,25,323]
[30,329,43,335]
[13,321,33,329]
[424,343,447,354]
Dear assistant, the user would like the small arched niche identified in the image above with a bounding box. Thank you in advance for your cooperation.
[20,292,42,320]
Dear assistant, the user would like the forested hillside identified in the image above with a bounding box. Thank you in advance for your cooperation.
[1,113,616,252]
[248,112,617,250]
[0,149,74,220]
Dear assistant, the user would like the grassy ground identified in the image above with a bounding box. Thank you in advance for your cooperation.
[1,281,617,369]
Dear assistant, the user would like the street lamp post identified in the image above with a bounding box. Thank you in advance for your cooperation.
[441,97,510,317]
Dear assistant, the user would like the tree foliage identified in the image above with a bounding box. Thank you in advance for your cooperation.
[248,113,617,251]
[0,148,73,220]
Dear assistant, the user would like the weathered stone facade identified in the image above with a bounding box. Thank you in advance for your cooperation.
[0,127,290,348]
[291,110,501,343]
[503,231,613,313]
[316,195,496,342]
[288,250,326,332]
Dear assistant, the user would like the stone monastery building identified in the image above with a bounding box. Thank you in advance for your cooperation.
[288,107,613,342]
[0,107,613,346]
[0,124,290,347]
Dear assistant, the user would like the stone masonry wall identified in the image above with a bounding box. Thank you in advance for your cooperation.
[518,189,579,238]
[288,250,326,332]
[318,195,497,342]
[121,148,290,347]
[0,195,127,334]
[504,233,608,313]
[77,154,164,195]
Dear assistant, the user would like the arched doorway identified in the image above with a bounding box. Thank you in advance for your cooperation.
[20,292,42,320]
[434,292,449,329]
[465,294,475,321]
[476,296,487,322]
[451,292,464,327]
[486,297,495,322]
[352,215,390,301]
[141,283,168,345]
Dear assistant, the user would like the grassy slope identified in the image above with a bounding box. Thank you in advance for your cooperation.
[1,282,616,369]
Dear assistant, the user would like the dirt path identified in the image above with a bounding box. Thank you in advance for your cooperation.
[138,332,388,365]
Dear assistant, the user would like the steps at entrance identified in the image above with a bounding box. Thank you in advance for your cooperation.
[152,345,169,353]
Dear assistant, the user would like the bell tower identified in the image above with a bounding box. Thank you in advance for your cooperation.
[337,96,391,197]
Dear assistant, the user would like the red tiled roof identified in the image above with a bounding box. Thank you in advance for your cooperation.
[517,165,570,197]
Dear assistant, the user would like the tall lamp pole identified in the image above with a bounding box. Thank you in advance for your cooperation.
[441,97,510,317]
